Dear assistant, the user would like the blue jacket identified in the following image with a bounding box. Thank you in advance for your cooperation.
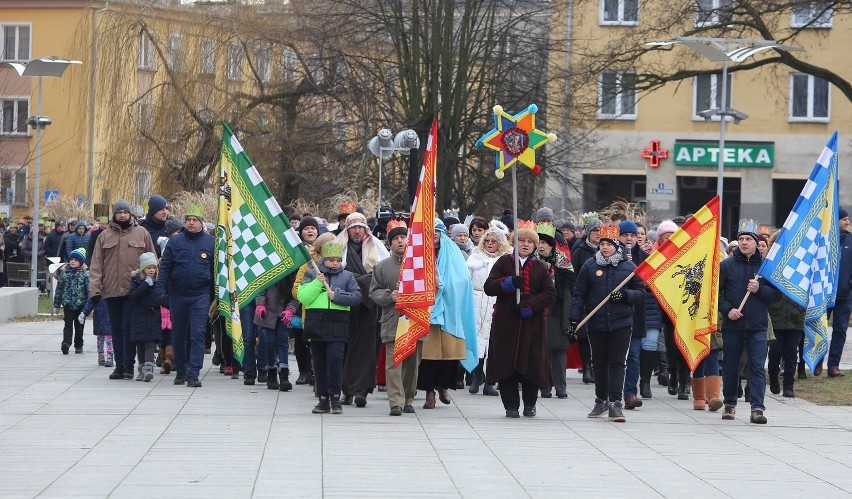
[128,274,163,343]
[139,217,168,257]
[155,229,214,298]
[53,266,89,310]
[570,255,646,333]
[719,248,781,331]
[65,232,90,262]
[837,231,852,298]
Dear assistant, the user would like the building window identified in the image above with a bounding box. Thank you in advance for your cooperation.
[790,73,829,121]
[167,34,185,72]
[1,166,27,206]
[134,170,152,206]
[199,38,215,75]
[792,2,832,28]
[227,43,243,81]
[308,54,324,85]
[1,98,28,135]
[254,47,270,82]
[695,0,733,27]
[598,71,636,119]
[601,0,638,25]
[137,94,153,135]
[1,25,30,61]
[693,74,732,119]
[139,31,154,69]
[282,50,298,82]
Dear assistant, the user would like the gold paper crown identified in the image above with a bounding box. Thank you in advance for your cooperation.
[599,225,620,240]
[738,218,759,234]
[321,242,344,258]
[516,219,537,232]
[536,222,556,239]
[338,201,357,215]
[386,219,407,233]
[581,211,599,224]
[185,204,205,219]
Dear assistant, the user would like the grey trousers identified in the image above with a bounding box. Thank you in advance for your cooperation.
[550,349,567,395]
[385,340,423,408]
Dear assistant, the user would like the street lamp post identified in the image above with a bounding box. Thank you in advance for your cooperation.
[645,38,800,228]
[2,57,82,288]
[368,128,420,208]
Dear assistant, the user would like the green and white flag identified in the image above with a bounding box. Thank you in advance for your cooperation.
[216,122,311,363]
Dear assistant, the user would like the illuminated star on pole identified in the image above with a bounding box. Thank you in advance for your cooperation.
[475,104,557,179]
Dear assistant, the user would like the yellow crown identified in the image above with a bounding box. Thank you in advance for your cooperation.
[386,219,407,233]
[599,225,620,240]
[338,201,357,215]
[536,222,556,239]
[516,219,537,232]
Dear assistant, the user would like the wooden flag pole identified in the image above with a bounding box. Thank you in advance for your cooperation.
[735,275,761,312]
[511,164,521,305]
[310,259,333,293]
[575,271,636,331]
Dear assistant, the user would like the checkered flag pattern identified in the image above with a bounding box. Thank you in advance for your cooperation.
[759,132,839,371]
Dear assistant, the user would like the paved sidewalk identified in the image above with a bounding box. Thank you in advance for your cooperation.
[1,320,852,498]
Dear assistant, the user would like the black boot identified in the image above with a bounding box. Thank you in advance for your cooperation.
[469,359,484,394]
[640,350,656,399]
[279,368,292,392]
[456,366,465,389]
[677,362,689,399]
[677,378,689,400]
[108,365,125,380]
[667,362,678,395]
[295,372,309,385]
[266,368,279,390]
[657,350,670,387]
[483,384,499,396]
[258,369,268,383]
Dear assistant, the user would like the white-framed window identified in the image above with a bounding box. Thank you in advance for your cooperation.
[792,2,832,28]
[789,73,830,121]
[1,24,30,61]
[139,31,154,69]
[1,166,27,206]
[199,38,215,75]
[695,0,733,27]
[137,94,153,134]
[227,43,243,81]
[693,73,732,119]
[254,46,270,82]
[167,34,185,72]
[282,50,298,82]
[600,0,638,25]
[1,98,29,135]
[134,170,152,206]
[597,71,636,119]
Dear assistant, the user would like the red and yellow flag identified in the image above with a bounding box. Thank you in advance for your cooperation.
[635,196,721,371]
[393,119,438,365]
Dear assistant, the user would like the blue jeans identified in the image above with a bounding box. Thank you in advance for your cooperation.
[260,322,290,370]
[692,350,719,378]
[624,336,642,399]
[722,329,767,411]
[170,294,210,378]
[641,328,660,351]
[240,305,258,376]
[828,298,852,369]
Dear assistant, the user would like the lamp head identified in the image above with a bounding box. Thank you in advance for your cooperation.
[393,129,419,155]
[26,115,52,129]
[368,128,394,159]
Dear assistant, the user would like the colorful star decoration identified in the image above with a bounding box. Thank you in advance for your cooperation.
[475,104,557,179]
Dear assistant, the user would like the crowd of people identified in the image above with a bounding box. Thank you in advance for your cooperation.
[1,197,849,425]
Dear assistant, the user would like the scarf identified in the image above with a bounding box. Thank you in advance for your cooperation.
[333,230,389,273]
[595,248,624,267]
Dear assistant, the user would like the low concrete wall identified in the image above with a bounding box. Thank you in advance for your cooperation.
[0,288,39,322]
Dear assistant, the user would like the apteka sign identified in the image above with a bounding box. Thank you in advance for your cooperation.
[673,141,774,168]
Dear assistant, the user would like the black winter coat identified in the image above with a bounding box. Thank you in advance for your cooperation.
[571,237,597,270]
[128,275,162,343]
[719,248,781,331]
[570,255,646,333]
[837,231,852,298]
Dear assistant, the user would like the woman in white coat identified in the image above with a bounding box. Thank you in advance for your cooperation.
[466,228,513,395]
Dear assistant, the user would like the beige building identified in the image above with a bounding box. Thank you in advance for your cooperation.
[545,0,852,236]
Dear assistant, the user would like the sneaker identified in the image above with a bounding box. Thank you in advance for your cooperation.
[331,396,343,414]
[588,399,608,418]
[98,358,106,366]
[312,399,330,414]
[244,375,256,386]
[104,360,114,368]
[402,405,416,414]
[609,401,626,422]
[61,343,70,355]
[750,410,767,424]
[722,406,736,420]
[556,391,568,399]
[174,373,187,385]
[186,377,202,388]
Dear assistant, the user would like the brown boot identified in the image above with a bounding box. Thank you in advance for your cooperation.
[423,390,436,409]
[706,375,723,412]
[160,345,174,375]
[692,377,706,410]
[156,347,165,367]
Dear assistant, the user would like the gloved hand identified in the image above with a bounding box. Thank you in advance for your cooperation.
[500,276,523,293]
[255,304,267,321]
[565,322,578,342]
[90,294,101,306]
[281,308,295,326]
[144,276,154,286]
[157,294,170,309]
[610,290,625,303]
[519,307,533,319]
[78,312,86,324]
[290,316,303,329]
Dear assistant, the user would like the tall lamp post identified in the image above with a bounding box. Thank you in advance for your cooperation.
[2,57,82,288]
[368,128,420,208]
[645,38,800,228]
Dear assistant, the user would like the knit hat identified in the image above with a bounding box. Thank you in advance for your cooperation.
[449,223,469,239]
[618,220,638,236]
[516,220,539,245]
[489,219,509,236]
[139,252,158,270]
[443,216,461,227]
[500,212,514,231]
[535,207,554,222]
[54,220,65,228]
[68,247,87,264]
[112,199,132,214]
[537,222,557,246]
[345,212,369,230]
[584,218,603,234]
[184,204,205,221]
[147,195,168,217]
[840,207,849,220]
[163,217,183,237]
[297,216,320,239]
[560,221,575,231]
[386,219,408,241]
[321,242,344,259]
[656,220,678,237]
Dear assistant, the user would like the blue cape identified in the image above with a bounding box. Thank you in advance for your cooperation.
[431,230,478,372]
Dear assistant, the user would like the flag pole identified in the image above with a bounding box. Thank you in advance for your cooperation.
[575,271,635,330]
[310,259,333,293]
[735,275,761,312]
[511,164,520,305]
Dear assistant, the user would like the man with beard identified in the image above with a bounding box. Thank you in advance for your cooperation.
[333,212,389,406]
[139,195,171,257]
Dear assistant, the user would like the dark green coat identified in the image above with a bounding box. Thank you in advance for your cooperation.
[768,294,805,331]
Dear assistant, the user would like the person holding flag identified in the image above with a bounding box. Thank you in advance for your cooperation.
[719,220,781,424]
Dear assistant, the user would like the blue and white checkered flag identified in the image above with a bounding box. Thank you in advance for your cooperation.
[759,132,840,372]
